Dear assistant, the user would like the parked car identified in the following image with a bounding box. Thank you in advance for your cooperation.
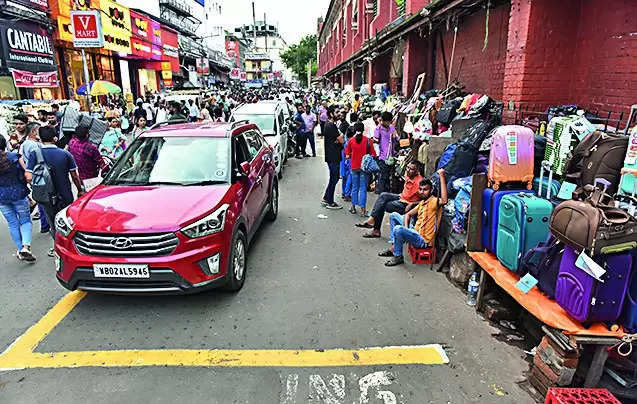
[231,102,289,178]
[53,121,278,294]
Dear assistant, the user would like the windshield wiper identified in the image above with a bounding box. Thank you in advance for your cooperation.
[183,180,227,186]
[145,181,187,186]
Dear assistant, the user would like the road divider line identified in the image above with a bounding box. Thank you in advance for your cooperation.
[1,345,448,370]
[0,291,86,366]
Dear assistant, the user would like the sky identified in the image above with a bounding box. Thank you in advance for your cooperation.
[222,0,331,45]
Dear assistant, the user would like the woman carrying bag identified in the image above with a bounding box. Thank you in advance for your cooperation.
[345,122,376,216]
[0,136,35,262]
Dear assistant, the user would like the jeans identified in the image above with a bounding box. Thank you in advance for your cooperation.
[306,132,316,156]
[370,192,408,231]
[38,204,49,230]
[377,160,391,194]
[296,132,307,156]
[40,202,66,240]
[341,163,352,197]
[0,197,33,251]
[323,161,341,204]
[350,170,368,208]
[391,225,426,257]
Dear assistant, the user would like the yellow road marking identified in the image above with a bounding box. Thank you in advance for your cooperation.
[0,291,449,370]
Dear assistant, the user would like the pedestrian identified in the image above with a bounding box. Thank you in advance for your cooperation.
[51,103,62,122]
[345,122,375,216]
[167,102,186,122]
[356,161,423,238]
[352,93,361,113]
[131,116,148,138]
[0,136,36,262]
[213,107,224,122]
[373,111,399,194]
[379,171,447,266]
[198,108,212,122]
[188,99,199,123]
[321,105,344,209]
[293,103,307,159]
[180,100,189,119]
[143,97,155,126]
[9,114,28,152]
[318,100,328,136]
[133,99,146,122]
[68,124,106,191]
[155,101,167,124]
[19,122,48,230]
[25,126,85,256]
[99,118,126,159]
[302,104,317,157]
[37,110,48,125]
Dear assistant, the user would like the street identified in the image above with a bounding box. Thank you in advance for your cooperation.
[0,150,533,404]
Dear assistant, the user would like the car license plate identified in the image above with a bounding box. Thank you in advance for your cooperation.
[93,264,150,278]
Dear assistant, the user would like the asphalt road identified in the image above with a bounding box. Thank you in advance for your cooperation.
[0,144,534,404]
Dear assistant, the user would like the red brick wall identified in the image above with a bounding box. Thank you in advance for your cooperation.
[433,3,510,100]
[403,30,429,96]
[568,0,637,119]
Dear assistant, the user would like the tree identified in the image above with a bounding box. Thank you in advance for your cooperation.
[280,34,318,86]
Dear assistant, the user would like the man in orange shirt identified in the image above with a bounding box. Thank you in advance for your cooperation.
[379,169,447,266]
[356,161,423,238]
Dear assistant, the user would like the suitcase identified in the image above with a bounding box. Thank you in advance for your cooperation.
[481,188,533,253]
[620,125,637,195]
[556,246,631,324]
[496,193,553,272]
[488,125,535,190]
[520,235,564,299]
[621,250,637,333]
[616,172,637,216]
[544,116,579,176]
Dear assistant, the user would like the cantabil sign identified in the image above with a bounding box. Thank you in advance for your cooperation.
[11,69,59,88]
[99,0,131,54]
[0,20,57,73]
[70,10,104,47]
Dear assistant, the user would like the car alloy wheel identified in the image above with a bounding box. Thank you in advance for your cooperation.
[271,185,278,216]
[233,237,245,281]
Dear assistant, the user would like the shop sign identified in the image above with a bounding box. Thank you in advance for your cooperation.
[10,69,58,88]
[161,26,179,72]
[230,68,240,80]
[196,57,209,74]
[130,37,151,58]
[5,0,48,11]
[70,10,104,48]
[99,0,131,54]
[239,71,246,81]
[0,20,57,73]
[130,10,150,40]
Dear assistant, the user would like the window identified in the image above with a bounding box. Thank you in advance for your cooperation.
[243,130,264,160]
[234,135,251,167]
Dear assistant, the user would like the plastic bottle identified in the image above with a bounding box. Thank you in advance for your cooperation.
[467,272,479,307]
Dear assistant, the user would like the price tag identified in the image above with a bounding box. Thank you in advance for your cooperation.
[506,132,517,165]
[516,273,538,294]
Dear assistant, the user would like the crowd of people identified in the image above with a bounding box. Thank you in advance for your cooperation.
[0,85,445,267]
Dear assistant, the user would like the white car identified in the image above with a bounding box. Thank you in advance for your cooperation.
[231,102,289,178]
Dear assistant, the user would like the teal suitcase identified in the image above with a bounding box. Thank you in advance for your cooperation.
[496,193,554,272]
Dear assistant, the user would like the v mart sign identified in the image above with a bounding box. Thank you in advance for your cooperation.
[70,10,104,48]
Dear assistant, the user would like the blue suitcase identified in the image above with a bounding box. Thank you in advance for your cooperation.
[621,250,637,332]
[481,188,533,253]
[533,178,561,200]
[496,193,554,272]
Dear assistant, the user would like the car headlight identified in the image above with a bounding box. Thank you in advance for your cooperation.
[181,204,229,239]
[55,207,74,237]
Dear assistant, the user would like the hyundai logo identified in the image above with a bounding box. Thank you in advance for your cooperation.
[110,237,133,249]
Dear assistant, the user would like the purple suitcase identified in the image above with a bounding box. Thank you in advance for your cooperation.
[555,246,632,323]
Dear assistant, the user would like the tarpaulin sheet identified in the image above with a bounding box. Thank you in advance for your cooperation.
[468,252,625,338]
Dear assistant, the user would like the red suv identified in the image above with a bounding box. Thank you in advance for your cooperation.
[53,122,278,294]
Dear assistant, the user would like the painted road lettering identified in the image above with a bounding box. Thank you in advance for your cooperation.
[280,371,397,404]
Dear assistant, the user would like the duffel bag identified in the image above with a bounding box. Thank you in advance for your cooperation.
[549,194,637,256]
[564,131,628,194]
[520,235,563,299]
[437,98,461,126]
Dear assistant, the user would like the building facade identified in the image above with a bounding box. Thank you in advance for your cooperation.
[234,21,292,82]
[317,0,637,118]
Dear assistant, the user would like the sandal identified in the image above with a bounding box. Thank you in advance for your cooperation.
[362,231,381,238]
[355,222,373,229]
[384,256,405,267]
[349,206,357,214]
[378,249,393,257]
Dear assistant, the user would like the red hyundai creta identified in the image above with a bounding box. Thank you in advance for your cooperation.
[54,121,278,294]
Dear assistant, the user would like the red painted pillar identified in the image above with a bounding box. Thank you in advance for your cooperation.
[402,31,427,97]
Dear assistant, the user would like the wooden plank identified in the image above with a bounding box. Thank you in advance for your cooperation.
[466,173,488,252]
[476,267,489,311]
[584,345,610,387]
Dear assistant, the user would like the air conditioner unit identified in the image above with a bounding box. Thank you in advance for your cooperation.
[351,21,358,30]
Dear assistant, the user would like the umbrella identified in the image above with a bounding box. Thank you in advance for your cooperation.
[76,80,122,96]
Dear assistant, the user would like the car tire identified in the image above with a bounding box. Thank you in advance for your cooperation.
[266,180,278,222]
[224,230,247,292]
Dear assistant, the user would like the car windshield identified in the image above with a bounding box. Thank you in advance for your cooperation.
[233,114,275,134]
[103,137,230,186]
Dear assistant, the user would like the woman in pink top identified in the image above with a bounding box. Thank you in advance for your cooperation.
[345,122,376,216]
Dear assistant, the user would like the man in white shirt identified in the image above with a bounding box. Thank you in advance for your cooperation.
[188,99,200,123]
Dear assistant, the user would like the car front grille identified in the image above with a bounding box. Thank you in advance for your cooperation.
[73,232,179,257]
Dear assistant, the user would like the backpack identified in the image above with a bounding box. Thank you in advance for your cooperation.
[31,148,58,206]
[436,143,458,170]
[361,154,380,173]
[519,235,563,299]
[437,99,461,125]
[564,131,628,194]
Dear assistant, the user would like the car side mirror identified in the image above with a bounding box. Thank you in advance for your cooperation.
[239,161,250,175]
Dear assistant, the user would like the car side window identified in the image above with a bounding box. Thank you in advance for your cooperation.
[243,130,263,160]
[234,135,251,166]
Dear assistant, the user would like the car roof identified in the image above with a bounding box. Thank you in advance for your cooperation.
[141,122,257,138]
[233,102,280,115]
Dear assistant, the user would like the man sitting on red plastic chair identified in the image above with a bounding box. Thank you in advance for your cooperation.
[379,169,447,267]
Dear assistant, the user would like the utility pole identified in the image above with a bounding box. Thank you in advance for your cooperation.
[307,60,311,89]
[252,2,257,52]
[264,13,268,52]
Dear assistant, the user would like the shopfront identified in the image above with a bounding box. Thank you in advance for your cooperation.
[160,27,180,88]
[0,19,60,100]
[124,10,165,98]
